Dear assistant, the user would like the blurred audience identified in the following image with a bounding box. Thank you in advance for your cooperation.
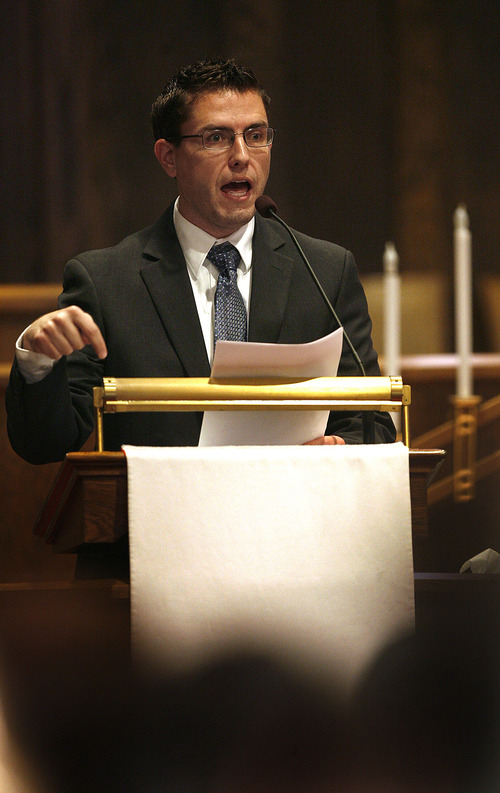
[0,595,499,792]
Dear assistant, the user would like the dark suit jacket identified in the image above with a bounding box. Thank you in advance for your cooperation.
[7,204,395,463]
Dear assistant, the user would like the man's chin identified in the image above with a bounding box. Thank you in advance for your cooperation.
[214,207,256,236]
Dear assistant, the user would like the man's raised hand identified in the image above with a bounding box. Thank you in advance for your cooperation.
[22,306,107,360]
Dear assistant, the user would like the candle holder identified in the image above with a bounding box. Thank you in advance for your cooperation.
[451,395,482,502]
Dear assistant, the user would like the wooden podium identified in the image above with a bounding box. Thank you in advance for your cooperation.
[34,449,445,555]
[33,375,444,585]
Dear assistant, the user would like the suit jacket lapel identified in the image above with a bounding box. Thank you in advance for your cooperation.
[139,207,211,377]
[248,214,294,343]
[137,208,294,373]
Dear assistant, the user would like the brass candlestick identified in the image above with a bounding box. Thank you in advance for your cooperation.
[451,395,482,502]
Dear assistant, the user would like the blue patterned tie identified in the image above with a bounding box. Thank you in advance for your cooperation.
[207,242,247,348]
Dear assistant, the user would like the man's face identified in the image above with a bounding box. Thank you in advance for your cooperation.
[156,90,271,238]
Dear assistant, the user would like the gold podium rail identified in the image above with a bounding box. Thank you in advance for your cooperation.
[93,375,411,451]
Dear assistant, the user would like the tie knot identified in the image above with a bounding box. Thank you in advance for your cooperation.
[206,242,241,274]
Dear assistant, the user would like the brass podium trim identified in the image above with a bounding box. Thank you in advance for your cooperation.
[93,376,411,450]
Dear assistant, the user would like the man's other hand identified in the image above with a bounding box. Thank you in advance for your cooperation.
[304,435,346,446]
[22,306,107,360]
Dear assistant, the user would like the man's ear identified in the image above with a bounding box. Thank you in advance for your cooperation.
[154,139,177,177]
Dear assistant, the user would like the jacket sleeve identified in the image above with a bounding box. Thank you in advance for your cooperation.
[5,260,105,464]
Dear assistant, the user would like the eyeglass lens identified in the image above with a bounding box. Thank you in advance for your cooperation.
[203,127,272,149]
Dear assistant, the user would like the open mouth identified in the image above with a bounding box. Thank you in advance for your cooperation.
[221,180,251,197]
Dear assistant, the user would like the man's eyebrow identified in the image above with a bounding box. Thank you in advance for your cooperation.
[199,121,268,132]
[200,124,233,132]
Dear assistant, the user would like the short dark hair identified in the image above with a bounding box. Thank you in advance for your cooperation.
[151,58,271,142]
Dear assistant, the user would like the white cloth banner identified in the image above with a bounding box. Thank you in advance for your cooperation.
[124,443,414,692]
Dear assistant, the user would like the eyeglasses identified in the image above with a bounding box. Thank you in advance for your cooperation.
[176,126,274,150]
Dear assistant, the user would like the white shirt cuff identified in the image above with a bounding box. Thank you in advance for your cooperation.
[15,328,56,384]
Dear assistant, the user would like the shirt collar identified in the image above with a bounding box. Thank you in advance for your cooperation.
[173,197,254,280]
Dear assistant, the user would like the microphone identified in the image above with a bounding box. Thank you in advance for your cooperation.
[255,195,366,377]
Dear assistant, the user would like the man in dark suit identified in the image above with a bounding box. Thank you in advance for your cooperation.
[7,58,395,465]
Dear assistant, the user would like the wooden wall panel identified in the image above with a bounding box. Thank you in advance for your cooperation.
[0,400,76,583]
[392,0,451,274]
[0,285,76,582]
[2,2,497,295]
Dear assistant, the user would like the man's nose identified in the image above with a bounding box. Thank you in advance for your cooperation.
[228,133,250,163]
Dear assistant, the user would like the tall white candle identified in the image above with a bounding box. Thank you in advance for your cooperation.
[454,205,473,397]
[383,242,401,377]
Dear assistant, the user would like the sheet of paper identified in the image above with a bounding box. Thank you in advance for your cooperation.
[199,327,343,446]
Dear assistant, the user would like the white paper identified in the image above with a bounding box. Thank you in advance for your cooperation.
[199,328,343,446]
[460,548,500,574]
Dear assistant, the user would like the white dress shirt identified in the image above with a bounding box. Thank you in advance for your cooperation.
[173,199,254,362]
[16,198,254,381]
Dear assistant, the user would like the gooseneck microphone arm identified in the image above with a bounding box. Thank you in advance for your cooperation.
[255,195,366,377]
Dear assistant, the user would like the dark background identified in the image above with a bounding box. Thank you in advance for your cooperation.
[1,0,498,348]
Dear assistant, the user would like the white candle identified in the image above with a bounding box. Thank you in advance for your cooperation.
[454,205,473,397]
[383,242,401,377]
